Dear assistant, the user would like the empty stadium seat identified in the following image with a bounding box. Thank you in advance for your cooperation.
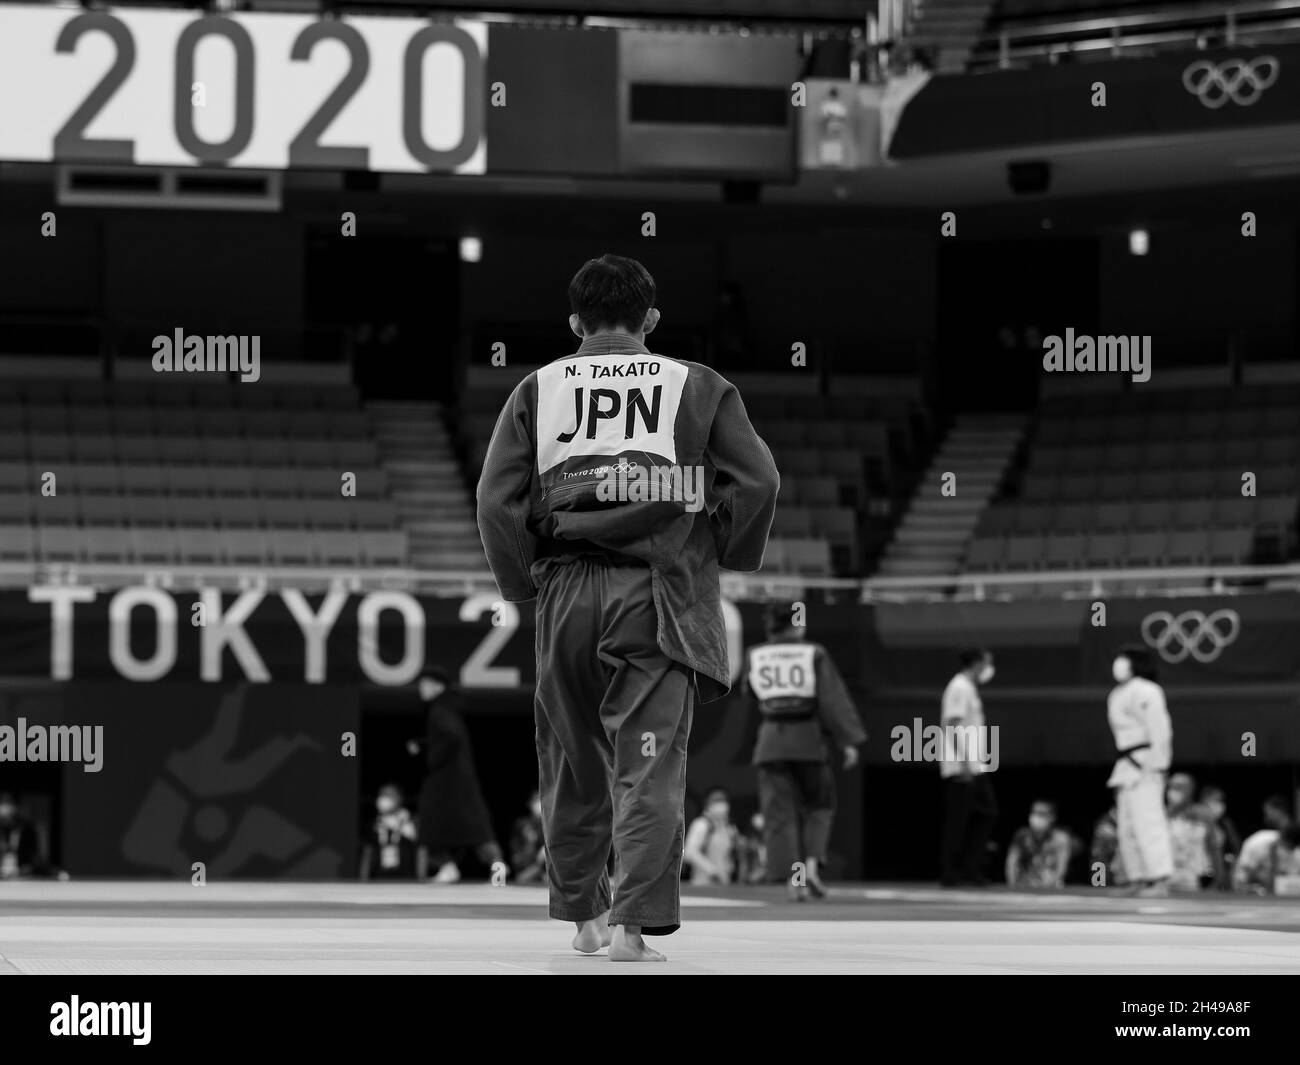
[1092,502,1131,531]
[175,528,224,564]
[781,538,832,576]
[1042,532,1085,569]
[965,536,1005,572]
[1171,498,1214,528]
[315,530,363,566]
[0,496,33,523]
[1165,530,1210,566]
[364,530,408,567]
[1209,527,1253,564]
[1003,534,1043,571]
[1214,498,1256,525]
[1083,532,1127,567]
[270,529,313,565]
[36,526,81,563]
[1014,503,1055,532]
[0,524,34,561]
[132,527,178,564]
[1052,503,1091,532]
[1132,500,1173,528]
[224,529,270,565]
[772,509,813,538]
[1125,531,1167,566]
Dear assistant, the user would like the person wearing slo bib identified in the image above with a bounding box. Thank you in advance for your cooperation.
[745,602,866,901]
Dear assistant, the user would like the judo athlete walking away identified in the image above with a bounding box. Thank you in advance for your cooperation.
[1106,644,1174,897]
[745,603,865,900]
[477,254,779,961]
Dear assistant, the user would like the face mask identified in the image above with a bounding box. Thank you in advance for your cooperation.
[376,798,397,814]
[1028,816,1051,833]
[978,665,995,684]
[709,805,729,821]
[1112,657,1133,683]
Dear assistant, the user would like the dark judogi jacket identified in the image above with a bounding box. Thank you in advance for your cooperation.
[476,331,779,702]
[743,638,866,765]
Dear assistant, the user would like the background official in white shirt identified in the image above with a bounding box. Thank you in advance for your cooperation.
[939,648,998,887]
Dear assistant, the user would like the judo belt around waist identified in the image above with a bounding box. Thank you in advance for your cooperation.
[760,709,817,722]
[1118,743,1151,768]
[536,538,649,568]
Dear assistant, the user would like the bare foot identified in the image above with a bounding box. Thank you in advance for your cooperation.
[572,912,613,953]
[609,925,667,963]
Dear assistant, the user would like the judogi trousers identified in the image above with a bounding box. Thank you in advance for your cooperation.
[1115,774,1173,882]
[940,775,998,884]
[534,556,695,935]
[758,761,836,880]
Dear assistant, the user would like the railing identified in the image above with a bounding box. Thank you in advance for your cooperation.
[9,560,1299,601]
[973,0,1300,70]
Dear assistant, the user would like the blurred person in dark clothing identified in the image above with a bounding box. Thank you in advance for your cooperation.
[1090,803,1127,887]
[510,789,547,885]
[359,784,418,881]
[407,669,505,883]
[0,792,64,880]
[745,602,866,901]
[1199,785,1240,890]
[1166,772,1211,892]
[737,812,768,884]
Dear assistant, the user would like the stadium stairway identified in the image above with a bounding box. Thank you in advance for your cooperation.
[875,414,1025,578]
[365,401,486,571]
[899,0,995,73]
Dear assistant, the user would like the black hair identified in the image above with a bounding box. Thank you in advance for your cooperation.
[568,254,656,335]
[1263,794,1291,815]
[1115,643,1158,682]
[958,647,992,670]
[422,666,453,687]
[705,787,729,804]
[1282,823,1300,849]
[1200,785,1225,804]
[764,602,801,637]
[1030,799,1057,817]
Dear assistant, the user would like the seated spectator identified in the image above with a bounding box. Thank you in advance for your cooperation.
[1090,804,1127,887]
[1166,773,1212,892]
[0,792,64,880]
[510,790,546,885]
[359,784,418,881]
[683,788,739,885]
[1235,824,1300,895]
[1005,800,1072,888]
[1233,796,1297,894]
[737,812,768,885]
[0,792,39,880]
[1198,785,1241,890]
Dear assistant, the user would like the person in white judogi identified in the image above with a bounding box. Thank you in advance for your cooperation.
[1106,645,1173,896]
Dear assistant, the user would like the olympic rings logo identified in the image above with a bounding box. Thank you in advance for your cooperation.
[1141,609,1240,664]
[608,459,639,473]
[1182,56,1279,109]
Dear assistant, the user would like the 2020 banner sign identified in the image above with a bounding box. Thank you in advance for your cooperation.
[0,5,486,173]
